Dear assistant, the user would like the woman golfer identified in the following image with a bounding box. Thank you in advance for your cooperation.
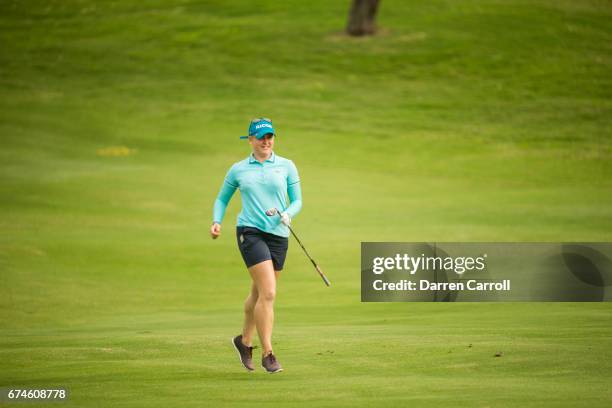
[211,118,302,373]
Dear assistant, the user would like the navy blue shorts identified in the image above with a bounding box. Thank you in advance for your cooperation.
[236,226,289,271]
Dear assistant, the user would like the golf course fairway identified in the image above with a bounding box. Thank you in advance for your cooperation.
[1,1,611,406]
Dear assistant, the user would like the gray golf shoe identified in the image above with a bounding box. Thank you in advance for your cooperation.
[261,352,283,373]
[232,335,254,371]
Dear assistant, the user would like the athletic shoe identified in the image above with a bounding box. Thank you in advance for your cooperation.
[261,352,283,373]
[231,335,254,371]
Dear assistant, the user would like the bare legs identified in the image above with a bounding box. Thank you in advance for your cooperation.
[240,281,258,347]
[241,260,279,356]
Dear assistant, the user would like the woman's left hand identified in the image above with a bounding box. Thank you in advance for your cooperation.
[280,212,291,226]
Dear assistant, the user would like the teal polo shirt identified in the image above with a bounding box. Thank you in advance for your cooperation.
[213,152,302,237]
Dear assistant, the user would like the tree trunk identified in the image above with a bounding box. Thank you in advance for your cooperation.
[346,0,380,36]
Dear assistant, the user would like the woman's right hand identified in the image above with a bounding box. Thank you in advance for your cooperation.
[210,223,221,239]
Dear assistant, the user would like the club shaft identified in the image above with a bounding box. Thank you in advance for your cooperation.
[274,210,330,286]
[287,225,313,261]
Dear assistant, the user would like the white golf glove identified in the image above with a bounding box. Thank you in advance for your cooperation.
[280,212,291,226]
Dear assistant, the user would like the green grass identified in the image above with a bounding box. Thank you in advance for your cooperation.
[1,0,611,406]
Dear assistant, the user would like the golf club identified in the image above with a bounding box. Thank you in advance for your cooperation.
[265,208,330,287]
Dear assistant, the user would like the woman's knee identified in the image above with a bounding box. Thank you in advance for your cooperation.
[258,289,276,303]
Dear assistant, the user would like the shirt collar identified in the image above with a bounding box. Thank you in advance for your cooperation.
[249,152,275,164]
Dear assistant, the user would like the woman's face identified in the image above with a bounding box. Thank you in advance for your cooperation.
[249,134,274,156]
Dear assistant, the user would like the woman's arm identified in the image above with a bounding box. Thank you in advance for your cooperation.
[211,166,238,238]
[285,182,302,218]
[284,160,302,218]
[213,181,237,224]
